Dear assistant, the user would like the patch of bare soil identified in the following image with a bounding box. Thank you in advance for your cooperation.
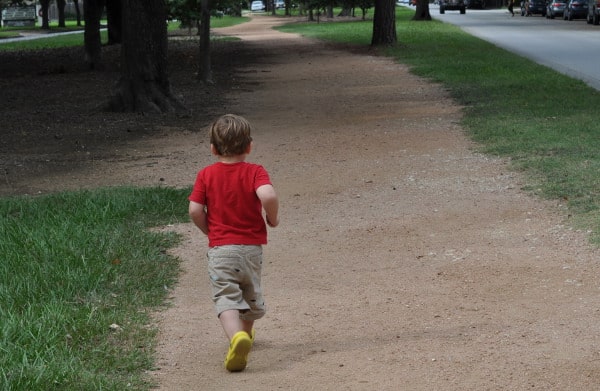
[3,16,599,390]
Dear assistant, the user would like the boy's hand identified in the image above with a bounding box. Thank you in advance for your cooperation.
[266,215,279,228]
[257,184,279,228]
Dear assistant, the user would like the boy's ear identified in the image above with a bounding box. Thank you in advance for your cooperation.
[245,141,253,154]
[210,144,219,156]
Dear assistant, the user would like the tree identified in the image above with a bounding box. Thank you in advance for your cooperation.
[73,0,82,26]
[39,0,50,29]
[198,0,212,82]
[326,3,333,18]
[283,0,292,15]
[106,0,123,44]
[412,0,432,20]
[166,0,212,82]
[167,0,200,31]
[357,0,375,19]
[108,0,184,113]
[371,0,396,45]
[83,0,104,69]
[57,0,66,27]
[0,0,26,9]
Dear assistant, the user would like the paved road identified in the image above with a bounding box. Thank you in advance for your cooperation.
[434,7,600,90]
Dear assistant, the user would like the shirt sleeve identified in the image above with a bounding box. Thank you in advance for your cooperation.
[254,165,272,189]
[188,170,206,204]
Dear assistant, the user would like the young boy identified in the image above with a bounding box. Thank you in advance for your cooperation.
[188,114,279,372]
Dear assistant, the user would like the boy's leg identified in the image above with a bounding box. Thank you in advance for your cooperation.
[220,310,253,372]
[242,319,255,339]
[219,309,255,340]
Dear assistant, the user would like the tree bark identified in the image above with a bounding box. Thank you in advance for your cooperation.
[106,0,123,44]
[198,0,213,83]
[326,5,334,18]
[57,0,66,27]
[371,0,396,45]
[108,0,185,113]
[338,7,352,16]
[39,0,50,29]
[73,0,82,26]
[83,0,104,69]
[412,0,432,20]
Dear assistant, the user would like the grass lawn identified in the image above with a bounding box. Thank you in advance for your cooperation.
[1,8,599,390]
[0,187,189,389]
[0,16,247,51]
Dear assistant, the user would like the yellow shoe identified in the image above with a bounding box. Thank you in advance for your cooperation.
[250,328,256,344]
[224,331,252,372]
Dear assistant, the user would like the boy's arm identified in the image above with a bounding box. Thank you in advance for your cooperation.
[189,201,209,235]
[256,184,279,227]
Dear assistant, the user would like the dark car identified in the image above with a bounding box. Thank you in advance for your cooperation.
[521,0,547,15]
[587,0,600,24]
[564,0,588,19]
[439,0,466,13]
[546,0,567,17]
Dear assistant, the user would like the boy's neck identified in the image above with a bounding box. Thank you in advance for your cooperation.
[217,154,246,164]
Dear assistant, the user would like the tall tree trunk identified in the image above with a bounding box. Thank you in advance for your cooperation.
[231,2,242,16]
[106,0,123,44]
[74,0,82,26]
[57,0,66,27]
[326,5,334,18]
[338,7,352,16]
[83,0,104,69]
[39,0,50,29]
[412,0,432,20]
[284,0,291,15]
[108,0,185,113]
[198,0,212,83]
[371,0,396,45]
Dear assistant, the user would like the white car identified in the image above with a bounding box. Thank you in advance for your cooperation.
[251,1,265,11]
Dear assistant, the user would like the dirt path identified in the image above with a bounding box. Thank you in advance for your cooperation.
[148,16,600,391]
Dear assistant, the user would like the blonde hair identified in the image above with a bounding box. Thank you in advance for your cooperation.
[209,114,253,156]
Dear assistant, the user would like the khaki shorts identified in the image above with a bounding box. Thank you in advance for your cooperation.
[207,245,266,321]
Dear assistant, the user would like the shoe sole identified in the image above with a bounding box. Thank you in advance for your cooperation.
[224,332,252,372]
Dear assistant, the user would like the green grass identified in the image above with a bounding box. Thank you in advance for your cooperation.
[168,15,249,31]
[0,187,189,390]
[0,30,108,51]
[0,16,247,51]
[211,15,250,28]
[0,20,86,32]
[0,30,21,38]
[278,8,600,245]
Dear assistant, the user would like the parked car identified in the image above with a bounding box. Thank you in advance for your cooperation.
[439,0,466,14]
[546,0,567,17]
[275,0,285,8]
[521,0,547,16]
[250,0,265,11]
[564,0,588,19]
[587,0,600,23]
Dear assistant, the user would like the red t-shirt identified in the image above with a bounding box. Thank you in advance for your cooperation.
[188,161,272,247]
